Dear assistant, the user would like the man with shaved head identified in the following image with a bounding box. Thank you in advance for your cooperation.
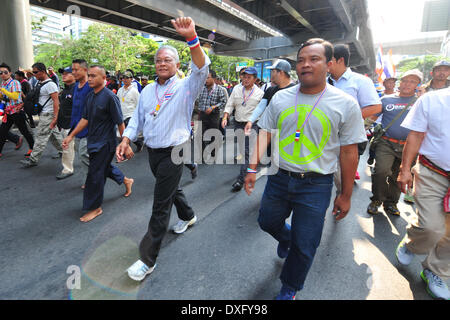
[63,65,134,223]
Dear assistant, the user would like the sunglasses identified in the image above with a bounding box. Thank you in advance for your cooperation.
[0,71,9,75]
[32,70,40,74]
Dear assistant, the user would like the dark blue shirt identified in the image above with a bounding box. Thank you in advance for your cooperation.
[82,87,123,153]
[381,94,416,141]
[71,81,93,138]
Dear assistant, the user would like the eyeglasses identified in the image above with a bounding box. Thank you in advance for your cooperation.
[155,59,174,65]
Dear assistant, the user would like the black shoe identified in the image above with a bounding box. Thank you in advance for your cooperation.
[384,204,400,216]
[367,157,374,165]
[231,181,243,192]
[367,200,382,215]
[191,163,198,180]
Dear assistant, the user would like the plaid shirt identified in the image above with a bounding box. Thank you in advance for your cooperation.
[197,84,227,112]
[1,78,22,115]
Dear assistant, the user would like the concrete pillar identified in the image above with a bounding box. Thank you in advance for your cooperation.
[0,0,34,71]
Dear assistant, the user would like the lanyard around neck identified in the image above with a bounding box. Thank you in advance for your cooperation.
[294,86,327,141]
[242,85,255,106]
[152,78,177,116]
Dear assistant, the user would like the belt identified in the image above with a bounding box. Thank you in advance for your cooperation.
[147,146,174,152]
[382,136,405,145]
[279,168,327,179]
[418,155,450,213]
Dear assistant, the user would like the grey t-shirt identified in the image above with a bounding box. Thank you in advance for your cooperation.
[258,84,367,174]
[380,94,416,141]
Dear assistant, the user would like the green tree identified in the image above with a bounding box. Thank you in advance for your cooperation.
[165,39,253,82]
[396,55,445,82]
[34,23,159,75]
[33,23,255,81]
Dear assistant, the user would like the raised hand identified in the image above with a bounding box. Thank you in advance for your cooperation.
[171,17,197,40]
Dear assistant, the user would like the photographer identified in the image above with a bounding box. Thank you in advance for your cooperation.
[0,63,34,159]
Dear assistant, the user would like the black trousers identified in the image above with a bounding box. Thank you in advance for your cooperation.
[0,112,34,153]
[83,144,124,211]
[234,121,258,183]
[139,147,195,267]
[200,110,220,156]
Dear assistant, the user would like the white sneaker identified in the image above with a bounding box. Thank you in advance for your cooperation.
[127,260,156,281]
[421,269,450,300]
[396,237,415,265]
[172,215,197,234]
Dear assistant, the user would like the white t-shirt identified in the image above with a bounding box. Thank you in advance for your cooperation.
[258,84,367,174]
[117,85,140,119]
[39,80,59,114]
[400,88,450,170]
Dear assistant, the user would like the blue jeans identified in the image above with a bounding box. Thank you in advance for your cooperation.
[258,170,333,291]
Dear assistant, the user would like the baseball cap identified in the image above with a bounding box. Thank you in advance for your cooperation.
[123,71,133,78]
[58,66,72,74]
[401,69,423,83]
[267,59,291,74]
[432,60,450,70]
[141,75,149,80]
[243,67,258,75]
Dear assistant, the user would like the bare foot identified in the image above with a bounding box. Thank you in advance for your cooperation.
[80,208,103,223]
[124,177,134,197]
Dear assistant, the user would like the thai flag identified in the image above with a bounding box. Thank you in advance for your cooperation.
[383,49,396,79]
[164,93,173,101]
[375,45,384,83]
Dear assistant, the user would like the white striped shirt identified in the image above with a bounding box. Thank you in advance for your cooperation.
[124,55,210,148]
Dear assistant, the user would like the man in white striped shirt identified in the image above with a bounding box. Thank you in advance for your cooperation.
[116,17,210,282]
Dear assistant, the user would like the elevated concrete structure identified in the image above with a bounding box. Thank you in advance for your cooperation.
[377,32,446,56]
[0,0,34,71]
[28,0,376,73]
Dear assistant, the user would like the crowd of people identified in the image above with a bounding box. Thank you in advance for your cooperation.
[1,16,449,300]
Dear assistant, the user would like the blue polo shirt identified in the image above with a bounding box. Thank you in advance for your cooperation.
[329,68,381,108]
[71,81,93,138]
[82,87,124,153]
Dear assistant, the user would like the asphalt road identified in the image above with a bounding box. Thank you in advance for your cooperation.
[0,131,444,300]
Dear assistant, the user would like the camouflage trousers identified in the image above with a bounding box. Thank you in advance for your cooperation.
[29,112,64,163]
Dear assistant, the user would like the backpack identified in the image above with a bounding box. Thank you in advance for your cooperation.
[23,79,53,116]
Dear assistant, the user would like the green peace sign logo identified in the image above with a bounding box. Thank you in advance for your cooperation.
[277,105,331,165]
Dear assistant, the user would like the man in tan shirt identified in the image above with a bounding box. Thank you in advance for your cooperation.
[222,67,264,192]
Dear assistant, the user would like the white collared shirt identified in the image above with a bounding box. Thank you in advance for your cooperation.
[328,68,381,108]
[117,85,140,119]
[401,88,450,170]
[224,83,264,122]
